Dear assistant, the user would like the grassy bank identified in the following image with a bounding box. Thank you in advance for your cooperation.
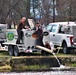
[0,51,76,72]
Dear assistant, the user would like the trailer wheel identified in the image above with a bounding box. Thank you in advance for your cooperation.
[8,45,14,56]
[14,45,19,56]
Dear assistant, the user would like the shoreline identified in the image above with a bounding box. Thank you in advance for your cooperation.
[0,55,76,72]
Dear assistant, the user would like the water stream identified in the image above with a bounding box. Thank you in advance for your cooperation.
[52,52,65,68]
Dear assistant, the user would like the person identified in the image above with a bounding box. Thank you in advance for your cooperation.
[16,17,26,44]
[34,22,43,46]
[35,22,43,37]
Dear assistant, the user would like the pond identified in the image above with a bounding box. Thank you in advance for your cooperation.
[0,71,76,75]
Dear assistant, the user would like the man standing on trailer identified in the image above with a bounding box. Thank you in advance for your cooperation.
[16,17,26,44]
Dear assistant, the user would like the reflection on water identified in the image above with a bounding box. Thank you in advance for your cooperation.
[0,71,76,75]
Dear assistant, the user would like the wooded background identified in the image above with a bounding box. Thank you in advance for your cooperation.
[0,0,76,26]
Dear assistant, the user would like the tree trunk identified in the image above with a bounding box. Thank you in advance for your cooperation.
[26,0,30,18]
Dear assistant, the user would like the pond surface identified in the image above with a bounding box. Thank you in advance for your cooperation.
[0,71,76,75]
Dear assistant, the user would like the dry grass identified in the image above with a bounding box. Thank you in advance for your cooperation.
[0,65,12,72]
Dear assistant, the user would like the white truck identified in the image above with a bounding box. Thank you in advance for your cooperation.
[0,24,8,51]
[0,24,7,46]
[0,24,7,41]
[43,22,76,54]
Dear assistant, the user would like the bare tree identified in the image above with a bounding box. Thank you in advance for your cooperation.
[1,0,76,26]
[56,0,76,21]
[0,0,31,24]
[31,0,53,24]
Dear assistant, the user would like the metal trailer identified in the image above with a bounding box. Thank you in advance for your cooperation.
[2,19,50,56]
[3,29,43,56]
[2,28,55,56]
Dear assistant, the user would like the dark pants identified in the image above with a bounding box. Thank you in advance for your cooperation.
[16,29,22,44]
[35,36,44,46]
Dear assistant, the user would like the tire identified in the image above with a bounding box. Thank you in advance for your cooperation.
[8,45,14,56]
[62,43,70,54]
[14,45,19,56]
